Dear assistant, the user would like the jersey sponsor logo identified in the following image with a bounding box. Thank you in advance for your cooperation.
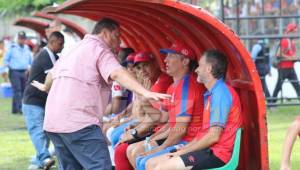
[188,155,195,163]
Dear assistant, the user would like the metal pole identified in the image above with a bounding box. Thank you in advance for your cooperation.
[221,0,225,22]
[236,0,240,35]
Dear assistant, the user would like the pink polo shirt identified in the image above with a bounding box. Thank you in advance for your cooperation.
[43,34,123,133]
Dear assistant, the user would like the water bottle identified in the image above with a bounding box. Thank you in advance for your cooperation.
[144,137,152,152]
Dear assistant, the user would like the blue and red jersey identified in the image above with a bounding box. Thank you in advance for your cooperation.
[162,74,205,142]
[196,79,242,163]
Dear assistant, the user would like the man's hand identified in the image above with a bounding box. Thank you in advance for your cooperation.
[139,147,161,157]
[31,80,46,92]
[143,91,171,101]
[118,132,133,144]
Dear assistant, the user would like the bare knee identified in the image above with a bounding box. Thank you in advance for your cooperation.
[126,143,135,160]
[146,158,156,170]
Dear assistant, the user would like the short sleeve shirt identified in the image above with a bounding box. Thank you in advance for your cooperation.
[163,74,205,142]
[196,79,242,163]
[278,38,296,69]
[44,34,123,133]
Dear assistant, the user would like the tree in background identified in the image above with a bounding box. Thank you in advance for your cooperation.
[0,0,65,16]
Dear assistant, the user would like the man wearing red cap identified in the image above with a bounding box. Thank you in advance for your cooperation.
[272,23,300,103]
[113,51,173,170]
[128,42,205,170]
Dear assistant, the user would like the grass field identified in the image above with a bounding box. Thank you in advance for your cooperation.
[0,91,300,169]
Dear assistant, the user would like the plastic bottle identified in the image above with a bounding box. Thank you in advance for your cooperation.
[144,137,152,151]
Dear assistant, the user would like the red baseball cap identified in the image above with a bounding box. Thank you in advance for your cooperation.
[134,51,153,64]
[126,53,136,63]
[160,41,196,60]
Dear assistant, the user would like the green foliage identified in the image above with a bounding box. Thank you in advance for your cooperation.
[0,0,65,16]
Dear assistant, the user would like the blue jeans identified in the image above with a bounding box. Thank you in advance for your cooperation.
[22,104,51,167]
[136,141,187,170]
[46,125,111,170]
[111,119,138,148]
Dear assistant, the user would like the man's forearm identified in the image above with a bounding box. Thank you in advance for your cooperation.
[44,73,53,92]
[160,127,186,149]
[150,124,169,139]
[110,68,149,96]
[177,127,222,155]
[151,128,169,141]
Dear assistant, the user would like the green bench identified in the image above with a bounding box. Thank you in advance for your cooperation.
[207,128,242,170]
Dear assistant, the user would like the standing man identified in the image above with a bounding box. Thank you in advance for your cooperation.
[22,32,64,170]
[272,23,300,103]
[4,31,32,114]
[251,38,271,101]
[32,18,169,170]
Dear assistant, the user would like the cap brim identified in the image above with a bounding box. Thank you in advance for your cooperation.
[160,49,178,54]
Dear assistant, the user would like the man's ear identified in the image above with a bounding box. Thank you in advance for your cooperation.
[182,58,190,66]
[102,28,110,39]
[207,64,212,74]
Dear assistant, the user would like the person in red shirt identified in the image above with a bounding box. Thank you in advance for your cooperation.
[147,50,242,170]
[126,42,205,170]
[113,52,173,170]
[272,23,300,103]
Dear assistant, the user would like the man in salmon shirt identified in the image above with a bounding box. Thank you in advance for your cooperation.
[31,18,170,170]
[128,42,205,170]
[147,50,242,170]
[272,23,300,103]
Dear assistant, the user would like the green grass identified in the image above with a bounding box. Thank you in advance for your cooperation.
[0,97,35,170]
[0,92,300,169]
[268,106,300,169]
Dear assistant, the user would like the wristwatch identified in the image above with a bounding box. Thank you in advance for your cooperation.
[130,129,139,139]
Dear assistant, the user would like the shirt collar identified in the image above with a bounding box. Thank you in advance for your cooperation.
[84,34,111,50]
[204,78,224,96]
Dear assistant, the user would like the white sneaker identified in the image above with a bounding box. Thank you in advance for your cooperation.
[28,164,43,170]
[42,158,55,170]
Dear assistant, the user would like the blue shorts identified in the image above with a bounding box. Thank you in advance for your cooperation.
[136,140,187,170]
[110,119,138,148]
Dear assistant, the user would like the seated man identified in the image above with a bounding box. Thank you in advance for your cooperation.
[127,42,205,170]
[146,50,242,170]
[114,56,173,170]
[108,51,169,148]
[104,48,135,118]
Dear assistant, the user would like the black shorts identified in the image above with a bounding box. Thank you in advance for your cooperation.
[155,138,167,145]
[180,148,225,170]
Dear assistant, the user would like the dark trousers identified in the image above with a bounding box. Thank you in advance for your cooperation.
[260,76,271,101]
[46,125,111,170]
[272,68,300,102]
[8,69,27,113]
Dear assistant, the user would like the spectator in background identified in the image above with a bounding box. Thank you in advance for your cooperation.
[0,40,9,82]
[272,23,300,103]
[45,19,77,54]
[280,115,300,170]
[251,38,271,102]
[22,31,64,170]
[4,31,32,114]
